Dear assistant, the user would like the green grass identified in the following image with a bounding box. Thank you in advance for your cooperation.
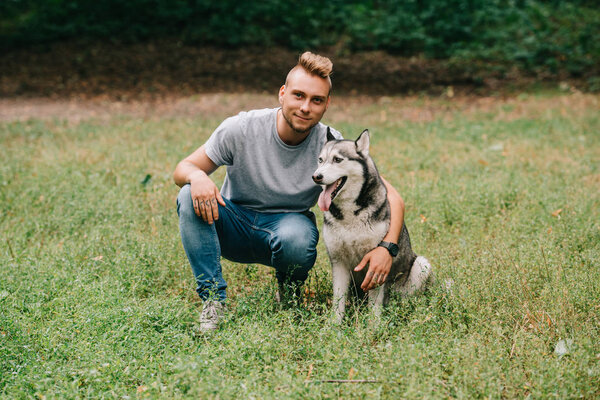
[1,94,599,398]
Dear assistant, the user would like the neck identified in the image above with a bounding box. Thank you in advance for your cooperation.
[276,109,311,146]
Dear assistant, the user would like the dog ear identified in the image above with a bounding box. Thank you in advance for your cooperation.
[355,129,370,156]
[326,127,337,142]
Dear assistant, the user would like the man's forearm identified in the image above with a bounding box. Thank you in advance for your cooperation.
[382,178,404,244]
[173,162,207,187]
[173,145,220,188]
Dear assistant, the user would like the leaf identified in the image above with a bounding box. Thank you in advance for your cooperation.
[141,174,152,186]
[551,209,562,218]
[92,255,103,261]
[348,367,357,380]
[305,364,313,382]
[137,385,148,393]
[420,214,427,223]
[478,159,489,166]
[488,143,504,152]
[554,339,573,358]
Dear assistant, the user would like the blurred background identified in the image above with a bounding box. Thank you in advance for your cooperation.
[1,0,599,98]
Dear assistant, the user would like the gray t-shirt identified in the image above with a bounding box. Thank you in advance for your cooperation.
[204,108,342,213]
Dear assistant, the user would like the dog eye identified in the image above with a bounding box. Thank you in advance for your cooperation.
[333,157,343,163]
[318,157,323,163]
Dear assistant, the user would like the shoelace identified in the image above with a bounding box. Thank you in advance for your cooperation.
[201,304,218,321]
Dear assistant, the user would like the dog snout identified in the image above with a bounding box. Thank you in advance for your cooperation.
[312,174,323,184]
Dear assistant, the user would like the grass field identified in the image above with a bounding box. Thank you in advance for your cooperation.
[1,92,599,398]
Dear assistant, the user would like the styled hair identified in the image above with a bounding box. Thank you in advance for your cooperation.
[298,51,333,79]
[286,52,333,93]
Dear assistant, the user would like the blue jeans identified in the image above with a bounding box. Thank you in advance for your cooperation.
[176,184,319,302]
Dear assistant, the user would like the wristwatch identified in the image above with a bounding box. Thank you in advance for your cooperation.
[378,241,399,257]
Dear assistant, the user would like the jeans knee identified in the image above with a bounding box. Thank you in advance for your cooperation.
[176,184,194,218]
[272,216,318,269]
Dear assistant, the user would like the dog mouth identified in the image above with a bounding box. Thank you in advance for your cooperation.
[317,177,347,212]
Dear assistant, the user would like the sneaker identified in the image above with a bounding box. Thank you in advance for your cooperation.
[200,300,225,332]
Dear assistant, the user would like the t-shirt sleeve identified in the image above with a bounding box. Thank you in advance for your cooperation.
[330,127,343,140]
[204,115,241,166]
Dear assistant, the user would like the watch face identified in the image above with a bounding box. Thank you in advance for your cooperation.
[380,241,399,257]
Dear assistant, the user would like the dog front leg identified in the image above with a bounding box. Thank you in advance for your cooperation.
[331,264,351,323]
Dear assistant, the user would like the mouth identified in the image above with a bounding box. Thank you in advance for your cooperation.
[294,114,311,122]
[329,176,347,200]
[317,177,347,212]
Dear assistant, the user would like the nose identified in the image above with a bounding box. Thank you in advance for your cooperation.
[312,174,323,184]
[300,99,310,113]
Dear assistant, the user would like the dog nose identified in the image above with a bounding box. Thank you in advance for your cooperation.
[312,174,323,183]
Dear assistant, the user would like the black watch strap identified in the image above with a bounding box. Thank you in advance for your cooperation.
[378,241,399,257]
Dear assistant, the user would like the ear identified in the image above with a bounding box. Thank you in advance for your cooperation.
[278,85,285,104]
[355,129,370,156]
[326,126,337,142]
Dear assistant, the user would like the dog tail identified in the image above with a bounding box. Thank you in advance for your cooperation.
[398,256,433,296]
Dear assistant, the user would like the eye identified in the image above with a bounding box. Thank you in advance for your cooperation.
[333,156,343,163]
[313,98,322,104]
[318,157,323,163]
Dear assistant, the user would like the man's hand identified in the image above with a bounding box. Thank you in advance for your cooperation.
[354,246,393,291]
[189,170,226,225]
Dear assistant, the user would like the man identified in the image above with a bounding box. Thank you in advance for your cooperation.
[173,52,405,332]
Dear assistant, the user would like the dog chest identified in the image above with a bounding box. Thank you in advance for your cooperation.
[323,220,388,268]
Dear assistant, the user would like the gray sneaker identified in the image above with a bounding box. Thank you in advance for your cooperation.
[200,300,225,332]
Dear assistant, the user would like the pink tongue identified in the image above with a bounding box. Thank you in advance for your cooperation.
[318,183,336,211]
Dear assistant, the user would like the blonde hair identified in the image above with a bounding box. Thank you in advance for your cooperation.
[298,52,333,79]
[286,52,333,92]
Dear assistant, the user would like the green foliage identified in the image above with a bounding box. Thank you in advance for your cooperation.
[1,0,598,76]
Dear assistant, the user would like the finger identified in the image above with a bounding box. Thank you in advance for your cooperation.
[361,270,374,290]
[215,190,226,207]
[204,199,215,225]
[210,198,219,221]
[371,274,381,289]
[370,274,381,290]
[354,254,370,272]
[199,200,209,222]
[193,198,201,217]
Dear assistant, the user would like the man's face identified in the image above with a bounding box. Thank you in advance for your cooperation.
[279,68,331,134]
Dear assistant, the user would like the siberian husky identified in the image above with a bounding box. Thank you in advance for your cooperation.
[313,128,433,322]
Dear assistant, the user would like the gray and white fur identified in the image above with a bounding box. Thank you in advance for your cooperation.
[313,128,433,322]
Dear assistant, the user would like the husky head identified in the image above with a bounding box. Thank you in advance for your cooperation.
[312,128,372,212]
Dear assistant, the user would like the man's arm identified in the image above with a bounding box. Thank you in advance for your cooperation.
[173,145,225,224]
[380,177,404,244]
[354,177,405,291]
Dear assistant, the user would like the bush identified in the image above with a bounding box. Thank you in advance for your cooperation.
[1,0,598,76]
